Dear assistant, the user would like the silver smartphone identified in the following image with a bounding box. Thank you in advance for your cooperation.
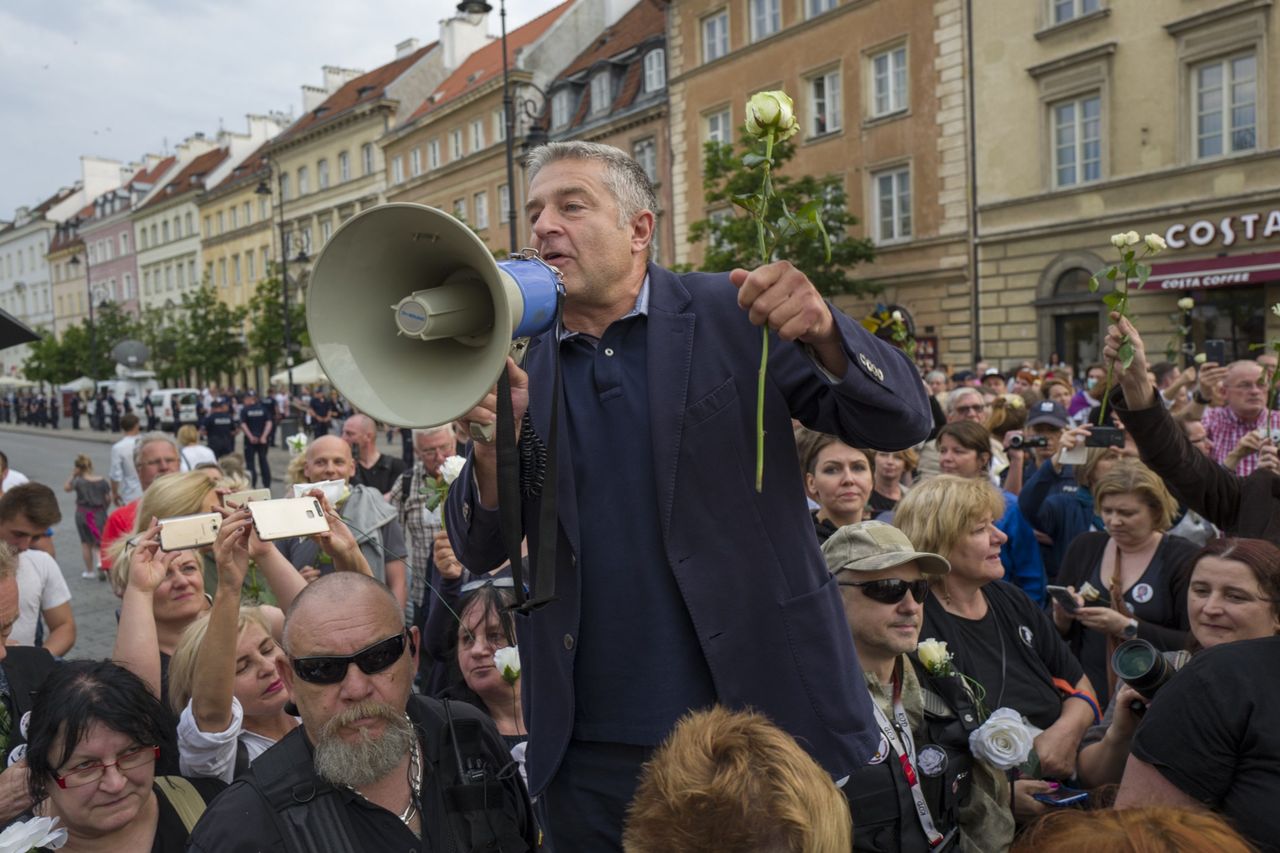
[249,497,330,541]
[158,512,221,552]
[222,488,272,509]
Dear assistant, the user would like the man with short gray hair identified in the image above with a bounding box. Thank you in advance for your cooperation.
[100,432,181,575]
[387,426,455,633]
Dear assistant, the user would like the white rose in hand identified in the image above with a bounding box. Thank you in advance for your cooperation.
[0,815,69,851]
[1177,297,1194,311]
[440,455,468,486]
[493,646,521,685]
[968,707,1036,771]
[1144,233,1167,253]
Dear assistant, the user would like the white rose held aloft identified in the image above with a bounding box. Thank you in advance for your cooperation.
[1124,230,1141,246]
[1110,233,1128,249]
[1177,297,1195,311]
[440,455,467,485]
[1194,353,1207,364]
[891,310,904,323]
[1271,302,1280,318]
[494,646,521,684]
[968,707,1035,771]
[1144,233,1167,253]
[745,90,799,141]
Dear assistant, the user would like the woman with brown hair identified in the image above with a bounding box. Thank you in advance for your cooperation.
[798,428,875,542]
[867,448,917,516]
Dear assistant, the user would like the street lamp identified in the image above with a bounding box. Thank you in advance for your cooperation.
[67,247,96,380]
[256,167,308,396]
[457,0,519,253]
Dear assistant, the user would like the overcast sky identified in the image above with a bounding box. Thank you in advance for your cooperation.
[0,0,559,217]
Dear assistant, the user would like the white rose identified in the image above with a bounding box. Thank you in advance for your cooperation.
[745,90,799,142]
[1177,297,1194,311]
[286,432,308,456]
[891,310,904,323]
[0,815,69,851]
[968,707,1035,771]
[493,645,521,684]
[1109,233,1128,249]
[1271,302,1280,318]
[916,638,950,673]
[440,455,467,485]
[1124,230,1141,246]
[1194,353,1207,364]
[1144,233,1167,253]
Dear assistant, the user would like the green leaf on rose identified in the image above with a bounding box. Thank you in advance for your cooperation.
[1106,267,1118,280]
[741,153,766,168]
[731,193,761,215]
[1088,276,1099,293]
[1117,341,1135,369]
[1102,291,1124,310]
[1137,264,1151,287]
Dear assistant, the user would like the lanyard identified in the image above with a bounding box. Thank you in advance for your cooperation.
[871,664,945,848]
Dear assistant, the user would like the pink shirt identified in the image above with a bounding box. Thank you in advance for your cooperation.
[1203,406,1280,476]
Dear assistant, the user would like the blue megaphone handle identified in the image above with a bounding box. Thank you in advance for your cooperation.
[498,257,564,339]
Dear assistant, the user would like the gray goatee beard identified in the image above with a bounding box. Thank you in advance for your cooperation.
[314,701,415,788]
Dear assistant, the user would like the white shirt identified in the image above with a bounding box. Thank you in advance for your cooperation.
[177,697,296,783]
[109,434,141,503]
[12,550,71,647]
[179,444,219,471]
[1,470,28,492]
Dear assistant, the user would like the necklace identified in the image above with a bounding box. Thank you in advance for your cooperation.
[400,732,423,829]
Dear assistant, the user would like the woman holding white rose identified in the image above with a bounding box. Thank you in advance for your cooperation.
[896,477,1097,822]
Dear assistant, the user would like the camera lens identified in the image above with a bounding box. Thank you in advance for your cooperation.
[1112,639,1175,701]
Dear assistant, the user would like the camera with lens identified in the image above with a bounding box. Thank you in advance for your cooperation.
[1008,434,1049,450]
[1111,638,1184,716]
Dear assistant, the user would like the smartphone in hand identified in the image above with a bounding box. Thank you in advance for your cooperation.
[1046,585,1079,613]
[158,513,221,552]
[1033,786,1089,807]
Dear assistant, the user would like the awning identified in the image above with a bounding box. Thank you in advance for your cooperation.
[1140,250,1280,292]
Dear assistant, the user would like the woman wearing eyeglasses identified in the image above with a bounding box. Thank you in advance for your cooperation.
[24,660,225,852]
[897,477,1097,825]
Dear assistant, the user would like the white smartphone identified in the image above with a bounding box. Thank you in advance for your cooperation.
[249,497,330,541]
[222,488,272,509]
[292,479,345,506]
[1058,444,1088,465]
[158,513,221,552]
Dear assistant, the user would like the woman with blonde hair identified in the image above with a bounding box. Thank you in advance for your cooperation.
[65,453,111,579]
[176,423,218,471]
[107,471,223,595]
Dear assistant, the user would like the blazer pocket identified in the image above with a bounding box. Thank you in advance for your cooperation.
[781,574,867,735]
[684,376,738,428]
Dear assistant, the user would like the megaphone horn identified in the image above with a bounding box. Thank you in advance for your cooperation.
[306,203,564,428]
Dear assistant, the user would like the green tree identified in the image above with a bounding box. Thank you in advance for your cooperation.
[246,274,307,376]
[686,136,878,297]
[139,306,186,385]
[177,284,248,386]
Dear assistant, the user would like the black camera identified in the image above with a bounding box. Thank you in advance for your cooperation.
[1008,434,1049,450]
[1111,639,1179,716]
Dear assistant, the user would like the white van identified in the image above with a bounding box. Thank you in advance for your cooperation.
[150,388,201,432]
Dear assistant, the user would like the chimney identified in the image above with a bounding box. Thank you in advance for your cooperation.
[604,0,640,27]
[440,13,490,71]
[322,66,363,93]
[396,37,419,59]
[302,84,328,113]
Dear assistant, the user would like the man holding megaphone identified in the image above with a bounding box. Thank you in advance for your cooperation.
[436,141,934,850]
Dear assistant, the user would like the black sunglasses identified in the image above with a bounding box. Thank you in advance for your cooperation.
[291,632,414,685]
[838,578,930,605]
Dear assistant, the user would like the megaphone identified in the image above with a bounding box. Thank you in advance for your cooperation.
[306,203,563,427]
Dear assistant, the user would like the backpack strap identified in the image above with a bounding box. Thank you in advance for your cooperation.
[242,727,361,853]
[233,739,251,780]
[156,776,207,834]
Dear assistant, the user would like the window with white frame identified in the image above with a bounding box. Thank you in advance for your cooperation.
[144,270,152,294]
[1052,93,1102,186]
[705,108,732,145]
[259,197,269,221]
[702,10,729,62]
[453,198,467,222]
[644,50,666,92]
[499,183,511,223]
[471,119,485,151]
[162,221,170,242]
[321,220,332,245]
[451,129,464,160]
[1194,52,1257,159]
[217,260,225,288]
[233,255,242,285]
[750,0,780,42]
[809,68,842,136]
[338,151,350,182]
[230,207,238,230]
[873,166,911,242]
[280,173,291,200]
[633,138,658,183]
[120,232,129,255]
[185,212,193,236]
[243,202,251,225]
[474,192,489,229]
[301,227,312,254]
[123,273,132,299]
[246,252,255,281]
[807,0,837,18]
[428,139,441,169]
[551,88,576,128]
[591,71,612,114]
[410,148,422,177]
[318,158,330,189]
[187,259,195,286]
[494,109,506,142]
[1052,0,1099,25]
[177,262,185,288]
[871,45,908,117]
[392,156,405,184]
[298,166,310,195]
[150,224,158,245]
[362,143,375,175]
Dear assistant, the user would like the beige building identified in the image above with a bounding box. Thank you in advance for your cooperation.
[973,0,1280,373]
[196,146,274,316]
[48,211,90,337]
[667,0,973,370]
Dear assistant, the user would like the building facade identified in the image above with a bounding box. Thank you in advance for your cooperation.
[48,211,91,335]
[196,146,274,317]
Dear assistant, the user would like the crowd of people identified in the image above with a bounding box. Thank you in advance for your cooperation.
[0,140,1273,851]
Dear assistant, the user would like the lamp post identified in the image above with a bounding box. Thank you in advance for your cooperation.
[256,165,308,397]
[457,0,519,253]
[67,238,96,380]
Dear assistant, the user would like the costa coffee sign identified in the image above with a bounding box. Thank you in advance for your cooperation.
[1141,250,1280,291]
[1164,209,1280,249]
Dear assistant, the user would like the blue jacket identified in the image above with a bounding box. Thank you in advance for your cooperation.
[447,263,933,795]
[998,490,1047,606]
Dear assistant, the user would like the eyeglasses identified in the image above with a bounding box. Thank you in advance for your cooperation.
[837,578,931,605]
[460,576,515,594]
[291,632,412,685]
[54,745,159,789]
[954,404,989,415]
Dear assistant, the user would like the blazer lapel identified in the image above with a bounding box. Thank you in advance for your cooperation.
[645,264,695,542]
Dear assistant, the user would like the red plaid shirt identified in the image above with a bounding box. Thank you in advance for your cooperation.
[1203,406,1280,475]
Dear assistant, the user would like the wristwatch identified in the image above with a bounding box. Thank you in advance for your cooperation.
[1122,618,1139,639]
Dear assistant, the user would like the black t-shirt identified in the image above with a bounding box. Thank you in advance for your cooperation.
[309,397,333,419]
[353,453,407,494]
[240,403,272,438]
[867,489,899,515]
[1131,636,1280,852]
[920,580,1084,730]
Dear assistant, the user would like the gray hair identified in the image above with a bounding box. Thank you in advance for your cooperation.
[133,431,179,468]
[412,425,453,441]
[525,141,657,230]
[945,386,984,416]
[924,370,946,385]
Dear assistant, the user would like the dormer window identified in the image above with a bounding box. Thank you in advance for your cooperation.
[590,71,612,115]
[551,87,577,129]
[643,49,666,93]
[356,85,376,98]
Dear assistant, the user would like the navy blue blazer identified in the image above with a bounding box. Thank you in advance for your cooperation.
[447,263,932,795]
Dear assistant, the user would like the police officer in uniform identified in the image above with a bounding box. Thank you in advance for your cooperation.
[201,397,237,459]
[239,389,274,489]
[822,522,1015,853]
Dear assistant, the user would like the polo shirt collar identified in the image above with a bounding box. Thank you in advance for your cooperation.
[560,274,650,343]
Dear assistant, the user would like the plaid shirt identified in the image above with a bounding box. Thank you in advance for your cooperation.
[1203,406,1280,476]
[387,460,442,624]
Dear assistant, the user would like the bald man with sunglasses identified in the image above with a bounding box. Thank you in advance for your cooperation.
[824,522,1014,852]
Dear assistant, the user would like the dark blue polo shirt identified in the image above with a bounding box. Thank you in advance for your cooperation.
[241,402,272,439]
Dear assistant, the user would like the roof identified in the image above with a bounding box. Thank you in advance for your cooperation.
[139,147,230,210]
[128,156,176,190]
[553,0,665,129]
[48,203,94,253]
[407,1,573,122]
[276,43,437,143]
[206,141,272,197]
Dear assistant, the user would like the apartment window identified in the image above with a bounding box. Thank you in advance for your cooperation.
[474,191,489,229]
[259,247,269,276]
[280,173,291,201]
[243,201,251,225]
[705,108,732,145]
[809,68,843,136]
[233,255,242,285]
[427,139,441,169]
[187,259,195,287]
[338,151,350,182]
[124,273,133,299]
[392,155,405,184]
[246,252,255,281]
[139,229,148,250]
[320,220,332,245]
[229,207,238,229]
[184,212,193,235]
[750,0,780,42]
[362,143,375,175]
[633,138,658,183]
[871,45,908,117]
[217,212,225,235]
[120,232,129,255]
[499,183,511,223]
[217,259,226,288]
[1195,53,1257,159]
[144,270,152,294]
[318,158,330,189]
[702,10,729,62]
[807,0,837,18]
[1052,93,1102,186]
[177,262,185,288]
[173,216,181,238]
[494,109,506,143]
[297,166,309,195]
[471,119,485,151]
[451,129,464,160]
[551,88,576,129]
[643,50,666,93]
[88,245,97,265]
[301,227,312,254]
[453,198,467,222]
[590,72,612,115]
[259,197,269,221]
[410,148,422,177]
[162,221,170,242]
[873,166,911,243]
[204,263,213,285]
[1052,0,1099,25]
